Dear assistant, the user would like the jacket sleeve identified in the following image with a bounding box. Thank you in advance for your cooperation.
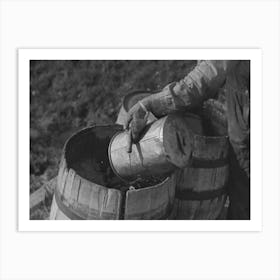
[145,60,238,118]
[170,60,237,109]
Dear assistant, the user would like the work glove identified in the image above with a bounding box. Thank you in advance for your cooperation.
[124,83,186,153]
[123,99,153,153]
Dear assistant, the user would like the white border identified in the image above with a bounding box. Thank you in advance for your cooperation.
[18,48,262,232]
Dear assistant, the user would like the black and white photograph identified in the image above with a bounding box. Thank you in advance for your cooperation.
[28,58,251,221]
[1,1,280,280]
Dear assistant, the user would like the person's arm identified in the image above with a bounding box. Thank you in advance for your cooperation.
[144,60,237,117]
[173,60,232,106]
[124,60,238,151]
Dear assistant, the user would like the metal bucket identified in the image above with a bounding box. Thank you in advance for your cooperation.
[109,116,173,182]
[109,113,203,183]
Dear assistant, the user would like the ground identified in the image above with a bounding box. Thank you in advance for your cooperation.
[30,60,197,219]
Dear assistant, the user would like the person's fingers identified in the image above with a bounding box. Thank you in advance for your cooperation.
[131,118,147,143]
[126,129,133,153]
[124,112,133,130]
[131,125,140,143]
[124,102,149,150]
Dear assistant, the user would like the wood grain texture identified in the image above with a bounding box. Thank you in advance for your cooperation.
[49,196,70,220]
[30,187,46,210]
[174,120,229,219]
[124,175,175,220]
[51,160,122,220]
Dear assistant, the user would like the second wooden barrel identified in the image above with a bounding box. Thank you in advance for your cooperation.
[49,125,176,220]
[115,91,229,220]
[173,134,229,220]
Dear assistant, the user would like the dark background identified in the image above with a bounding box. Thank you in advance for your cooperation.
[30,60,197,218]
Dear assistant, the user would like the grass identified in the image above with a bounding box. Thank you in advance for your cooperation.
[30,60,197,219]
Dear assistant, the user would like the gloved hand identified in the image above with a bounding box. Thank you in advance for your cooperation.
[124,83,185,153]
[123,99,152,153]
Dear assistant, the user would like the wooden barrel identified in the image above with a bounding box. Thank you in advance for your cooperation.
[173,134,229,220]
[115,91,229,220]
[49,125,123,220]
[171,98,229,219]
[202,98,228,136]
[49,125,176,220]
[125,175,176,220]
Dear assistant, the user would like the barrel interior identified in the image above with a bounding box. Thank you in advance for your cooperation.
[65,125,169,190]
[65,126,123,188]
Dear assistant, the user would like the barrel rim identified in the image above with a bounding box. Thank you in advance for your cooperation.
[126,175,172,194]
[63,124,123,168]
[164,111,229,141]
[63,124,123,151]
